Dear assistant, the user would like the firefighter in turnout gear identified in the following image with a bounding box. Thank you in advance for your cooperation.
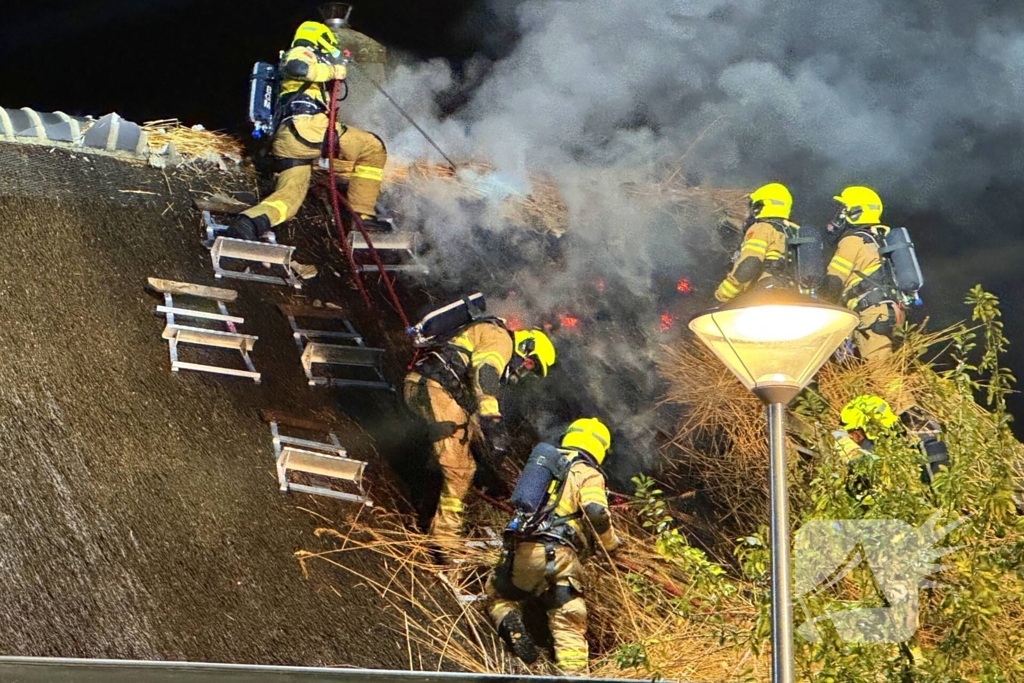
[821,187,901,360]
[404,322,556,540]
[485,418,620,674]
[228,21,388,247]
[715,183,801,302]
[834,395,950,495]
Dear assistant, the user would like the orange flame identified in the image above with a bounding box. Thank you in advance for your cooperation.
[659,313,674,332]
[676,278,691,293]
[506,317,524,331]
[560,315,580,329]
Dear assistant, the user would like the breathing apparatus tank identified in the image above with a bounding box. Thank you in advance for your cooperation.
[899,408,948,485]
[880,227,924,302]
[787,223,825,294]
[505,443,576,538]
[409,293,487,347]
[248,61,278,139]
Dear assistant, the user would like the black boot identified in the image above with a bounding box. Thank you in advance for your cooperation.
[224,214,272,241]
[497,610,538,665]
[356,214,395,232]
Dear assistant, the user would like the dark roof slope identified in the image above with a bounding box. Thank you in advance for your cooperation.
[0,141,416,667]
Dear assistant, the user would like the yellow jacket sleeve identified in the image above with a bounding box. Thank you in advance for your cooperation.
[715,221,783,302]
[450,322,514,418]
[575,466,620,552]
[280,46,336,83]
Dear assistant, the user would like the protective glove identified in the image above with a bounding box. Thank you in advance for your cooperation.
[479,416,511,456]
[332,63,348,81]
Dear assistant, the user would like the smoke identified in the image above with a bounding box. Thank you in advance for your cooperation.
[349,0,1024,484]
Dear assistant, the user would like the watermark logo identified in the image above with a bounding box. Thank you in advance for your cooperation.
[793,512,965,643]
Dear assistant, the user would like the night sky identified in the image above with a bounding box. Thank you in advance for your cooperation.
[0,0,489,130]
[5,0,1024,427]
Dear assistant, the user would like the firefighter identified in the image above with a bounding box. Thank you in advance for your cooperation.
[821,187,901,360]
[714,182,800,302]
[485,418,620,674]
[835,395,949,490]
[404,321,556,541]
[227,20,388,271]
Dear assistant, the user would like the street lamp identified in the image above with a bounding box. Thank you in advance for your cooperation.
[689,289,858,683]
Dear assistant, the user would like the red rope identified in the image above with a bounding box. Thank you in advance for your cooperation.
[327,79,411,330]
[326,80,372,310]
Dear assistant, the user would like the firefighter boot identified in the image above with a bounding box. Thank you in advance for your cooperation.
[358,215,395,232]
[497,610,539,665]
[224,214,272,242]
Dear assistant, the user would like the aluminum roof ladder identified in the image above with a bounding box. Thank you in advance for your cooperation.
[278,303,392,391]
[147,278,260,382]
[261,410,371,506]
[203,211,302,289]
[348,231,429,275]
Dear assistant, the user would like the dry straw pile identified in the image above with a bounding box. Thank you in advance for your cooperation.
[141,119,244,168]
[297,504,767,681]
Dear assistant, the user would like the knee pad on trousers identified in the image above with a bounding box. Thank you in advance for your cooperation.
[543,580,581,610]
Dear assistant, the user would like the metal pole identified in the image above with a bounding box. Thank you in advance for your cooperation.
[768,402,795,683]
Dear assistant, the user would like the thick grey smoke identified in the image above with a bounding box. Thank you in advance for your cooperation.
[349,0,1024,482]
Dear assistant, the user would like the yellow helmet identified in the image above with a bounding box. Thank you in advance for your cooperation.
[833,186,883,225]
[748,183,793,220]
[841,395,899,440]
[293,20,340,55]
[513,329,556,378]
[561,417,612,464]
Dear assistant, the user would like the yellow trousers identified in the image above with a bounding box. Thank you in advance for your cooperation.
[853,303,894,361]
[486,542,590,674]
[244,114,386,225]
[404,374,478,540]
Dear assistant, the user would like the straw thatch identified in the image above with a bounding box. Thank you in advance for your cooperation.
[297,502,768,681]
[141,118,244,169]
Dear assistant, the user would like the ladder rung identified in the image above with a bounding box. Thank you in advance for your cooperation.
[349,233,415,252]
[275,435,347,456]
[156,305,244,324]
[172,361,261,381]
[357,264,429,273]
[278,303,349,319]
[280,447,365,481]
[163,325,257,352]
[213,237,294,265]
[284,482,371,505]
[302,342,384,368]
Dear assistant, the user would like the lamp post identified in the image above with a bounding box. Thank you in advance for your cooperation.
[689,289,858,683]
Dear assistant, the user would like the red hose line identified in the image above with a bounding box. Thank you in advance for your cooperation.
[327,80,372,310]
[327,79,412,331]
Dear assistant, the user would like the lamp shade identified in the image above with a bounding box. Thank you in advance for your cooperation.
[689,290,859,404]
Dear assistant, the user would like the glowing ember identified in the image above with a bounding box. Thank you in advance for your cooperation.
[676,278,691,293]
[660,313,674,332]
[505,317,524,331]
[560,315,580,329]
[595,279,605,293]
